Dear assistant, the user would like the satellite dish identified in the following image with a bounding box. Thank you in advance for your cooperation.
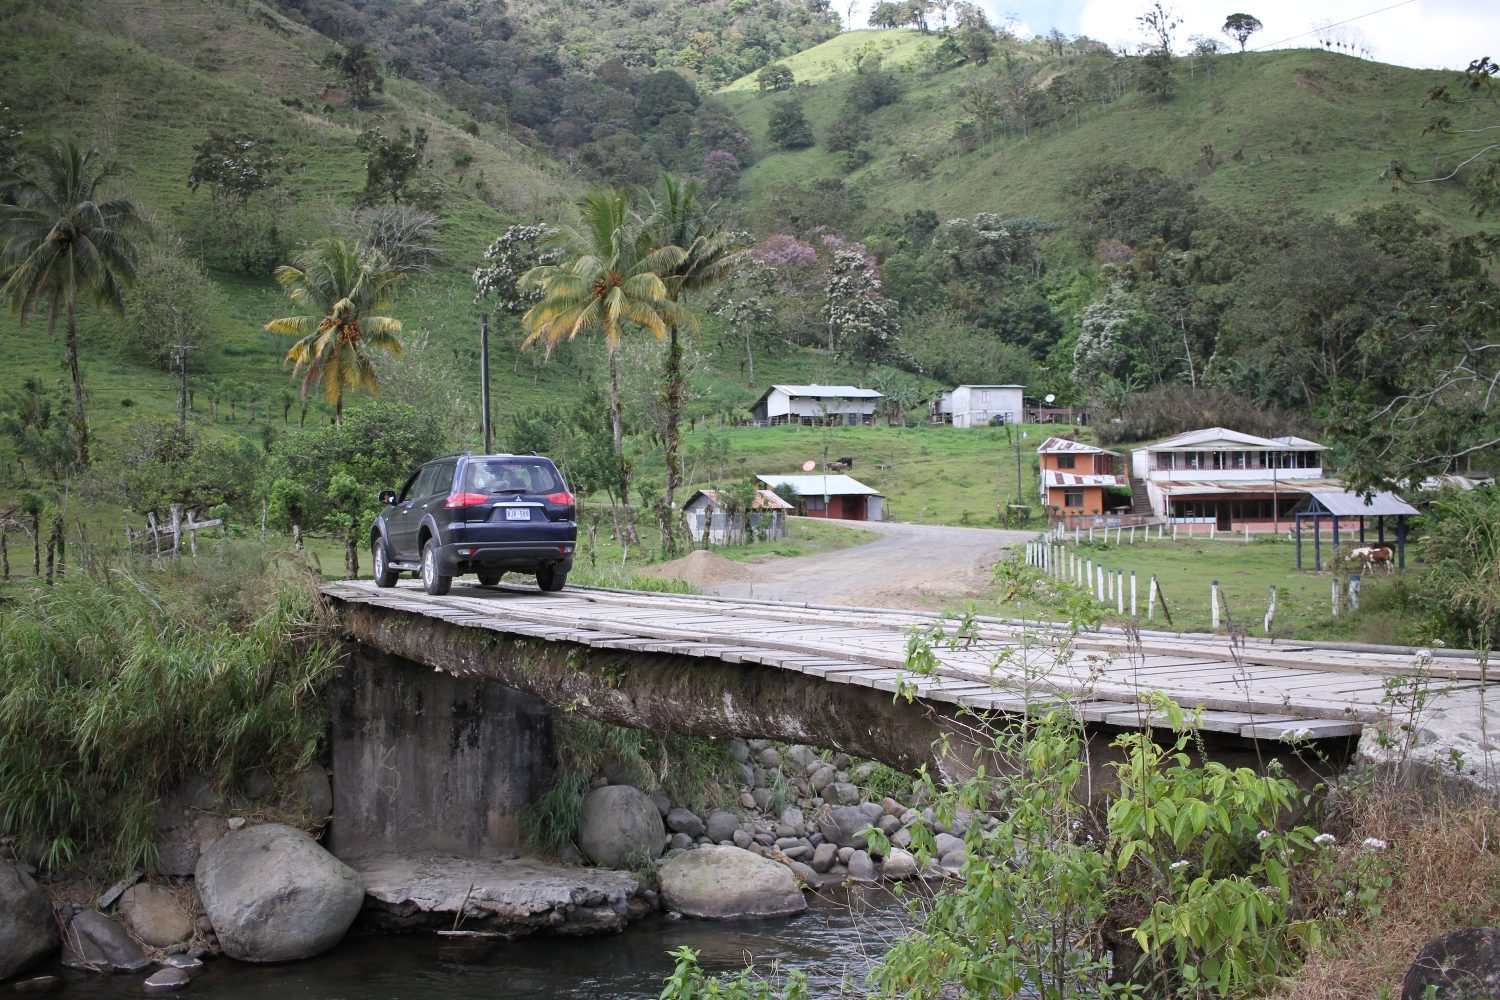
[1044,394,1056,404]
[801,460,817,472]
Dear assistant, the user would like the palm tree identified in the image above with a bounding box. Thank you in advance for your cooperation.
[642,175,734,528]
[263,237,404,423]
[520,187,687,544]
[0,136,145,467]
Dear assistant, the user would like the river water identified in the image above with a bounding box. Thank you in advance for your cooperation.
[50,885,917,999]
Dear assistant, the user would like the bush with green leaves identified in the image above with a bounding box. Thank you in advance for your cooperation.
[0,552,337,874]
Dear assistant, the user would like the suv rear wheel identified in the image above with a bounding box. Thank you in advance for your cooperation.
[536,564,567,593]
[372,538,399,588]
[421,538,452,596]
[477,570,503,586]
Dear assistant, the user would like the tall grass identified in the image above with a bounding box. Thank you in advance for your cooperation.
[0,546,339,875]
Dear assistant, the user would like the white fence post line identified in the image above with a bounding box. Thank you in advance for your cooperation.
[1172,524,1178,542]
[1131,571,1138,617]
[1211,580,1220,629]
[1331,577,1341,617]
[1097,564,1105,602]
[1147,575,1157,621]
[1129,525,1136,544]
[1349,574,1361,611]
[1264,585,1277,633]
[1089,526,1094,543]
[1116,572,1124,614]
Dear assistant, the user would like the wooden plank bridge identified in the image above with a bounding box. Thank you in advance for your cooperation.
[321,580,1495,751]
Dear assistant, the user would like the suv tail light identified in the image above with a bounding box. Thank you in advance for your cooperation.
[545,492,575,506]
[444,492,490,508]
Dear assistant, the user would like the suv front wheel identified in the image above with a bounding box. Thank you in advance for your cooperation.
[372,538,399,588]
[421,539,452,596]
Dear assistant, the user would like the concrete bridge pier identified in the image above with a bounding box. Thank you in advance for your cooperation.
[328,643,556,860]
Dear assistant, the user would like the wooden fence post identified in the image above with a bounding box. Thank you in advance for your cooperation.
[1211,580,1220,629]
[1264,585,1277,634]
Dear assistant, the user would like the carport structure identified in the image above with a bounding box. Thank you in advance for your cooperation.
[1295,489,1419,571]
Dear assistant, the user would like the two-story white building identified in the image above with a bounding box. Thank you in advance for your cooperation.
[945,384,1025,428]
[1130,427,1341,532]
[750,384,882,426]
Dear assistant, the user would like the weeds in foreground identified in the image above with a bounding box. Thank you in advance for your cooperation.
[0,546,338,876]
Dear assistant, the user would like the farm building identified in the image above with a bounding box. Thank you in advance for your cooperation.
[750,384,882,426]
[1129,428,1340,532]
[756,474,885,522]
[682,489,792,545]
[1037,437,1130,523]
[942,385,1025,428]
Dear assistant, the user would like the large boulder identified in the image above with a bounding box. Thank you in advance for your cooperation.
[0,862,56,980]
[1402,927,1500,1000]
[577,786,665,869]
[118,884,194,949]
[820,806,871,849]
[196,824,364,963]
[658,846,806,920]
[61,911,150,973]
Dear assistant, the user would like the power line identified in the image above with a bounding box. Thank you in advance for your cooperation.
[1250,0,1418,53]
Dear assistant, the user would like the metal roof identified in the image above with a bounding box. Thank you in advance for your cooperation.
[1305,490,1419,517]
[1145,427,1326,451]
[756,474,883,497]
[1037,436,1120,456]
[955,384,1026,389]
[1043,470,1127,488]
[768,384,883,399]
[685,489,794,511]
[1152,478,1346,496]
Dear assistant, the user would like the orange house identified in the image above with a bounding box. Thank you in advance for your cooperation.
[1037,437,1128,521]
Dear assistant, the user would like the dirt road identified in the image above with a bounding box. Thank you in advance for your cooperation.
[699,519,1036,609]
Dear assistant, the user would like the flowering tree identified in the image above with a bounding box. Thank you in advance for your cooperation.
[822,247,899,373]
[701,149,741,195]
[472,223,559,313]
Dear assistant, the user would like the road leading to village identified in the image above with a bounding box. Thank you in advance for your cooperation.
[699,519,1036,609]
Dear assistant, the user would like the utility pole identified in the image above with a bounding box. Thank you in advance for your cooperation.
[479,312,492,453]
[1014,423,1023,508]
[172,342,190,429]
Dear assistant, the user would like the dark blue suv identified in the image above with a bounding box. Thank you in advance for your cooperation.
[371,453,577,595]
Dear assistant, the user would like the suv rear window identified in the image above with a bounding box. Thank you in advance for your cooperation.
[463,460,563,495]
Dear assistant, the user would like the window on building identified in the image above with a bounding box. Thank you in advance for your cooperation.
[1056,454,1076,469]
[1063,490,1084,508]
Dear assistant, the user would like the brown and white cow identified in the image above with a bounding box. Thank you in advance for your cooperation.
[1348,545,1395,575]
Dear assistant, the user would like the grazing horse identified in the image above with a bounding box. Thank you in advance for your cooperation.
[1348,544,1395,575]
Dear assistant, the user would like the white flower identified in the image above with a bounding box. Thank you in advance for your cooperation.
[1256,830,1271,842]
[1262,885,1280,895]
[1169,860,1189,870]
[1314,833,1337,846]
[1361,837,1388,850]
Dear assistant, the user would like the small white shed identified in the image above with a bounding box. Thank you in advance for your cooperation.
[950,385,1025,428]
[682,489,793,545]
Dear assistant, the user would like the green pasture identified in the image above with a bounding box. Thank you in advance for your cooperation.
[994,536,1424,646]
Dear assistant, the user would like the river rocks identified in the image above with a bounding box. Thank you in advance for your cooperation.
[290,764,333,825]
[196,823,364,963]
[777,807,807,839]
[820,806,871,849]
[750,787,776,812]
[0,862,56,980]
[1402,927,1500,1000]
[658,846,806,920]
[61,911,150,973]
[823,782,861,806]
[933,832,966,858]
[881,848,919,880]
[808,763,836,791]
[578,786,666,869]
[810,843,838,873]
[731,830,753,849]
[757,747,781,770]
[847,850,877,883]
[143,968,192,991]
[118,884,193,949]
[666,808,704,838]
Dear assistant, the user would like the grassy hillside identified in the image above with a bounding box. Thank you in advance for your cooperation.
[0,3,933,480]
[720,31,1486,235]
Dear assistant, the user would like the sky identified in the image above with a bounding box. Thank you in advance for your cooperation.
[840,0,1493,71]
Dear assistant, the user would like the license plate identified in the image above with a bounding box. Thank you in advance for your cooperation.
[504,507,530,521]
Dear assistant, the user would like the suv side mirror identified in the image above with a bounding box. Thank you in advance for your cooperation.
[378,489,397,505]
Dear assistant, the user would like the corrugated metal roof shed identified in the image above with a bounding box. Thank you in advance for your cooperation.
[1043,470,1127,488]
[686,489,794,511]
[1152,478,1345,496]
[757,474,883,497]
[1305,490,1420,517]
[770,384,883,399]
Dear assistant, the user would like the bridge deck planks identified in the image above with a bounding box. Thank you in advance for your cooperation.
[322,582,1499,745]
